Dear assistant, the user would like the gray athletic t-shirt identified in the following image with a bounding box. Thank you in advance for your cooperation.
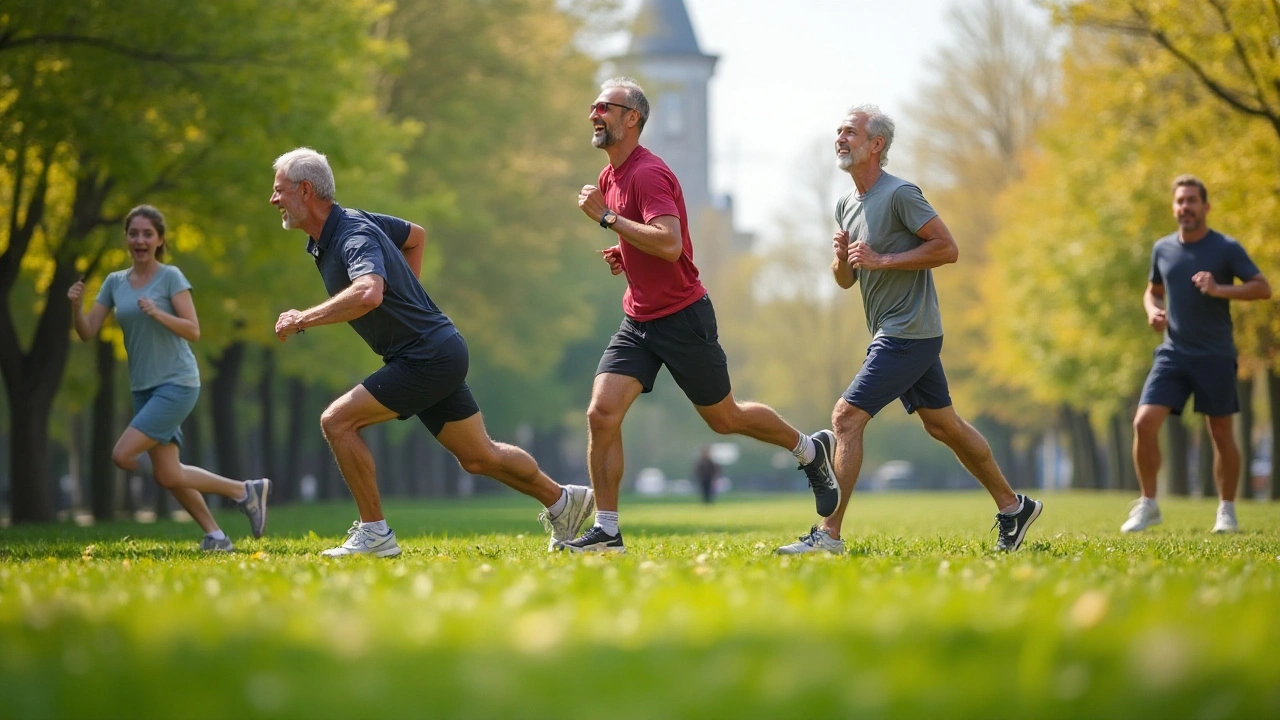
[835,172,943,339]
[96,264,201,391]
[1149,229,1261,358]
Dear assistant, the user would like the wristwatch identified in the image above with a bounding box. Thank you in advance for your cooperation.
[599,209,618,229]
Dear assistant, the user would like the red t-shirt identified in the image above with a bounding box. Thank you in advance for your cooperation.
[599,146,707,321]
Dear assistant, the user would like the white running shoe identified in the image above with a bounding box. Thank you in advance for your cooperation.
[320,521,402,558]
[774,525,845,555]
[1211,504,1240,533]
[1120,498,1162,533]
[539,485,596,551]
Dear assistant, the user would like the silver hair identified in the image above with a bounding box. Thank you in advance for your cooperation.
[601,77,650,133]
[848,104,895,168]
[272,147,336,201]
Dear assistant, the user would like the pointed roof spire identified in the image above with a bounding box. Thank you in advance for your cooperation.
[627,0,709,57]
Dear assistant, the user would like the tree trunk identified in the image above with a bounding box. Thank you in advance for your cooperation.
[1063,406,1101,489]
[1236,377,1254,501]
[90,338,118,520]
[1270,370,1280,501]
[282,377,307,504]
[1197,422,1216,498]
[209,342,246,482]
[976,417,1017,489]
[1105,410,1131,492]
[1166,416,1190,496]
[257,346,277,483]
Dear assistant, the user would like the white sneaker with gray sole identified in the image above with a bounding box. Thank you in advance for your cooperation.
[321,521,402,558]
[539,485,596,551]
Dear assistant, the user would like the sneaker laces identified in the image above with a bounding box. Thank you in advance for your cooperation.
[992,513,1017,537]
[799,525,822,545]
[800,461,830,492]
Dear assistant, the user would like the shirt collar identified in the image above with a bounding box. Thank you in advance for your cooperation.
[306,204,344,258]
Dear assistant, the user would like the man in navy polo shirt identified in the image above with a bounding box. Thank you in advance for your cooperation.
[269,147,594,557]
[1125,175,1271,534]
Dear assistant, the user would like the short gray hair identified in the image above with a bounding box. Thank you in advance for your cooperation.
[273,147,336,201]
[602,77,650,134]
[848,104,895,168]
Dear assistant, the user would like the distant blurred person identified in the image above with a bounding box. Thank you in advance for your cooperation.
[1124,175,1271,534]
[570,78,837,553]
[775,105,1043,555]
[68,205,269,551]
[269,148,593,558]
[694,446,720,505]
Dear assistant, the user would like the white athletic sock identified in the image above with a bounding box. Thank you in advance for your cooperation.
[1220,500,1235,513]
[595,511,619,536]
[998,497,1023,515]
[206,529,227,541]
[360,519,390,535]
[791,433,816,465]
[547,487,569,519]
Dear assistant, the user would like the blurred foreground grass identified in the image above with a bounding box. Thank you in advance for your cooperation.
[3,492,1279,719]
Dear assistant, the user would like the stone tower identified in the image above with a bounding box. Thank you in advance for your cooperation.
[614,0,718,218]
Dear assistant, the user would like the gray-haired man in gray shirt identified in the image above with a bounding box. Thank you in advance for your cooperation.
[776,105,1043,555]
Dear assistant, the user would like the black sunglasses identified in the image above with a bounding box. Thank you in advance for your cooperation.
[590,101,634,115]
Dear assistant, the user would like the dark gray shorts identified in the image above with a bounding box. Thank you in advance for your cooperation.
[363,332,480,436]
[1139,348,1238,416]
[596,294,732,407]
[842,335,951,416]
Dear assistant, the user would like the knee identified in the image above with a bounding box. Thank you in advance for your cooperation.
[112,448,137,472]
[152,465,182,489]
[1133,413,1162,440]
[922,419,953,443]
[702,407,737,436]
[1207,420,1236,447]
[831,402,867,439]
[586,402,624,436]
[320,404,349,440]
[457,444,499,477]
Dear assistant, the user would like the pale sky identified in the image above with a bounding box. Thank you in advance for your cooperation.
[680,0,959,235]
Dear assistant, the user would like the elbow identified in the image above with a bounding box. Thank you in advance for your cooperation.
[188,326,201,342]
[361,287,384,310]
[663,242,683,263]
[944,243,959,265]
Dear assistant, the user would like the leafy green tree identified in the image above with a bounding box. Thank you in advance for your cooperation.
[0,0,405,522]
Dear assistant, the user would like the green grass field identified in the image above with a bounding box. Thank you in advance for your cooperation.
[3,492,1279,719]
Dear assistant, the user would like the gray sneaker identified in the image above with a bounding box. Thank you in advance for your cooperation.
[539,485,596,551]
[200,535,234,552]
[774,525,845,555]
[237,478,271,539]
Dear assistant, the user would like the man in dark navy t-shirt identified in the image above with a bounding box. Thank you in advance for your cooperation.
[1126,175,1271,535]
[269,147,594,558]
[567,78,838,554]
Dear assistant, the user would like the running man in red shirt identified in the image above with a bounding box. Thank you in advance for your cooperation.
[566,77,836,553]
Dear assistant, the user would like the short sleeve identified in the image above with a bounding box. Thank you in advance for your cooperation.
[634,166,681,224]
[342,233,387,282]
[164,265,193,298]
[1149,245,1163,285]
[95,273,119,309]
[1228,241,1261,282]
[366,213,412,249]
[891,184,939,234]
[834,195,847,227]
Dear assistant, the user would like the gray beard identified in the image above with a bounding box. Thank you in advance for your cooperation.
[592,129,615,149]
[836,154,853,171]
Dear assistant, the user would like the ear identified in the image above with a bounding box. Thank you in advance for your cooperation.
[299,180,314,199]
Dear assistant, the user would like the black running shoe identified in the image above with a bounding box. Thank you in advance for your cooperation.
[562,525,626,554]
[801,430,840,517]
[994,494,1043,552]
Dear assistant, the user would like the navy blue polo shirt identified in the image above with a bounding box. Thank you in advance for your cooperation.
[1149,229,1261,358]
[307,204,456,361]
